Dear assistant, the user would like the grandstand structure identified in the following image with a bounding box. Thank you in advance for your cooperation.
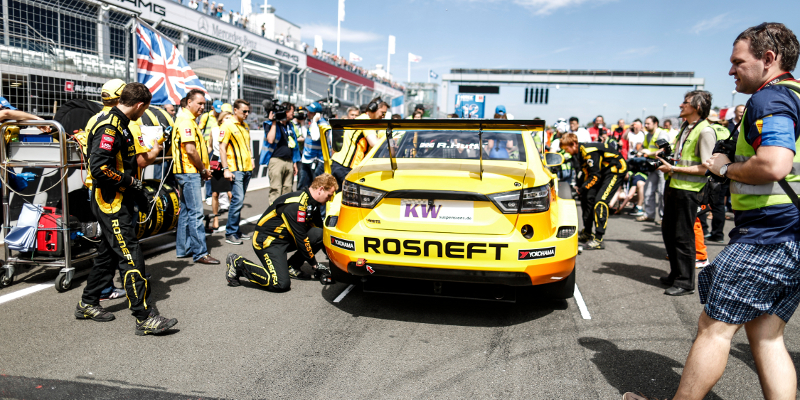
[0,0,402,118]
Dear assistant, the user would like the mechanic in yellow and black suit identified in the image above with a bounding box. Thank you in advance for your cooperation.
[560,132,627,250]
[225,174,338,291]
[74,83,178,337]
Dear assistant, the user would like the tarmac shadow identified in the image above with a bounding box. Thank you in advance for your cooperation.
[578,337,723,400]
[324,280,566,328]
[0,374,222,399]
[617,239,668,261]
[594,262,668,288]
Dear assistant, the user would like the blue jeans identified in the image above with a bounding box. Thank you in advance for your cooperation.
[175,173,208,261]
[226,170,251,236]
[297,162,316,192]
[205,180,212,199]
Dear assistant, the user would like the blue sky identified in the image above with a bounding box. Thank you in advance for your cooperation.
[240,0,797,124]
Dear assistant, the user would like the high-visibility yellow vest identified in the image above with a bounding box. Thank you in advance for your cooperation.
[670,120,710,192]
[730,80,800,210]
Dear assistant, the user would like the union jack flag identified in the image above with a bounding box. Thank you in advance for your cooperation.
[135,20,207,105]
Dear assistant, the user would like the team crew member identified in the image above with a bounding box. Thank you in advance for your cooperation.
[225,174,338,289]
[297,102,328,191]
[655,90,717,296]
[330,97,387,188]
[74,83,178,336]
[219,99,254,245]
[560,132,627,250]
[173,89,219,265]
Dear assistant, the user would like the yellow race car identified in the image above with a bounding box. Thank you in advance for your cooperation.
[321,119,578,299]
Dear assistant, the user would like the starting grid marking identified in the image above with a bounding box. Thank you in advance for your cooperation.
[0,213,265,306]
[574,284,591,320]
[333,284,355,303]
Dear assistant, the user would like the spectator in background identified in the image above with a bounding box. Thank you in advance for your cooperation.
[636,116,670,222]
[345,106,359,119]
[727,104,745,134]
[189,0,198,10]
[625,119,645,156]
[163,104,176,118]
[202,0,208,13]
[232,11,240,27]
[587,115,606,142]
[568,116,592,143]
[663,119,679,143]
[298,102,328,192]
[613,119,629,158]
[208,111,233,231]
[209,1,215,15]
[391,114,401,120]
[261,23,266,37]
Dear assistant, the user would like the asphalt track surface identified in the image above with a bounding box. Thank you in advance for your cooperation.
[0,187,796,399]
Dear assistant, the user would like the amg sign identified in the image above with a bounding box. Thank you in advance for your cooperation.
[118,0,166,16]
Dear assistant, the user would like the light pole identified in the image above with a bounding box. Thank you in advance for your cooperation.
[731,90,737,108]
[662,103,667,121]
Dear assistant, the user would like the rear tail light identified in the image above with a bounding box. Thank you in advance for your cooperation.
[557,226,577,238]
[341,181,387,209]
[489,185,550,214]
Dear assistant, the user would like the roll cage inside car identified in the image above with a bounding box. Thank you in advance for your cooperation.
[323,119,547,179]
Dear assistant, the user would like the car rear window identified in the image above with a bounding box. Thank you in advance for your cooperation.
[373,130,526,161]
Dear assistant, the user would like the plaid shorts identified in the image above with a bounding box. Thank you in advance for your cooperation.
[699,241,800,324]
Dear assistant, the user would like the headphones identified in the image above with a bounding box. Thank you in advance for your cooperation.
[367,98,380,113]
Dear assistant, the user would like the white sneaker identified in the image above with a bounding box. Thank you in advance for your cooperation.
[695,259,709,269]
[205,197,212,206]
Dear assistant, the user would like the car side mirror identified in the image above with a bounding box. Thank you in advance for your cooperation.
[544,152,564,167]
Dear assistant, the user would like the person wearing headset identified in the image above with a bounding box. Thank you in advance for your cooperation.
[330,97,388,189]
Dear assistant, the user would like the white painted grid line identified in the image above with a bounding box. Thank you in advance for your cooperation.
[574,284,591,320]
[333,284,355,303]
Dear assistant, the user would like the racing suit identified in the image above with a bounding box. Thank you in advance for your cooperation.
[231,189,324,291]
[577,142,627,240]
[80,107,151,319]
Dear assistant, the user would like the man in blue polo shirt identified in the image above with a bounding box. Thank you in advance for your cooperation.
[625,23,800,400]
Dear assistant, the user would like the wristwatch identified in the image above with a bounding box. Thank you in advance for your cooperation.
[720,163,733,178]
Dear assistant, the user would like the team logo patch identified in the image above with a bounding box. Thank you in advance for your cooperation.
[104,128,115,136]
[184,128,192,135]
[101,134,114,143]
[518,247,556,261]
[100,142,112,150]
[330,236,355,251]
[137,135,146,147]
[297,210,306,222]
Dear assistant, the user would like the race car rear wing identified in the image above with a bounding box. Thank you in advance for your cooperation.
[326,119,546,179]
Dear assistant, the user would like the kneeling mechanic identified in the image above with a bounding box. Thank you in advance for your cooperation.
[560,132,627,249]
[74,83,178,336]
[226,174,338,290]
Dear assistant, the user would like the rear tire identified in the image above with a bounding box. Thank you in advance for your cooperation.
[537,267,575,299]
[329,263,359,285]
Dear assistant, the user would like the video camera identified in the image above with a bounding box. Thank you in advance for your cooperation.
[706,136,737,183]
[627,138,673,174]
[262,98,287,121]
[294,107,307,121]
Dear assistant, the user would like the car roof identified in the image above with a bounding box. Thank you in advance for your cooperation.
[328,119,545,132]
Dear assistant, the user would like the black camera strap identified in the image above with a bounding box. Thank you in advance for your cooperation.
[778,179,800,210]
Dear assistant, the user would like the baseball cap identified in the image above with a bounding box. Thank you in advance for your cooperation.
[555,118,568,133]
[707,109,720,122]
[0,96,17,110]
[212,100,223,113]
[221,103,233,113]
[306,102,323,113]
[101,79,126,100]
[495,105,506,115]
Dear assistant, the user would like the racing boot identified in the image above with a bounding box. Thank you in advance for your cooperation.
[75,301,115,322]
[135,314,178,336]
[577,229,592,243]
[585,236,605,250]
[288,266,312,280]
[313,263,335,285]
[225,253,242,287]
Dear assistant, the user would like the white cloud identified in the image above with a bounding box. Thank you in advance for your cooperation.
[620,46,656,56]
[691,13,730,35]
[300,23,382,43]
[512,0,613,15]
[553,46,573,54]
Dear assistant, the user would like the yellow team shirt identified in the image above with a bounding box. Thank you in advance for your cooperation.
[172,108,210,174]
[219,119,253,172]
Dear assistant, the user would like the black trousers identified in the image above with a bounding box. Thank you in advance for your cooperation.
[330,162,351,192]
[81,189,150,319]
[662,185,702,290]
[698,181,728,240]
[581,172,624,239]
[236,228,324,291]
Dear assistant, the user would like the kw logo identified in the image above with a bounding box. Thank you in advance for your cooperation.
[404,204,441,218]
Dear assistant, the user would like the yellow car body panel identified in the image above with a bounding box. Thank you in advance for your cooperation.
[322,120,578,286]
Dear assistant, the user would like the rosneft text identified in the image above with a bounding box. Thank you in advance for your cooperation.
[364,237,508,260]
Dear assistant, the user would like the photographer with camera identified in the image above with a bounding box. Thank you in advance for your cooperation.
[587,115,606,142]
[560,133,627,250]
[650,23,800,400]
[263,101,300,205]
[655,90,717,296]
[635,116,671,221]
